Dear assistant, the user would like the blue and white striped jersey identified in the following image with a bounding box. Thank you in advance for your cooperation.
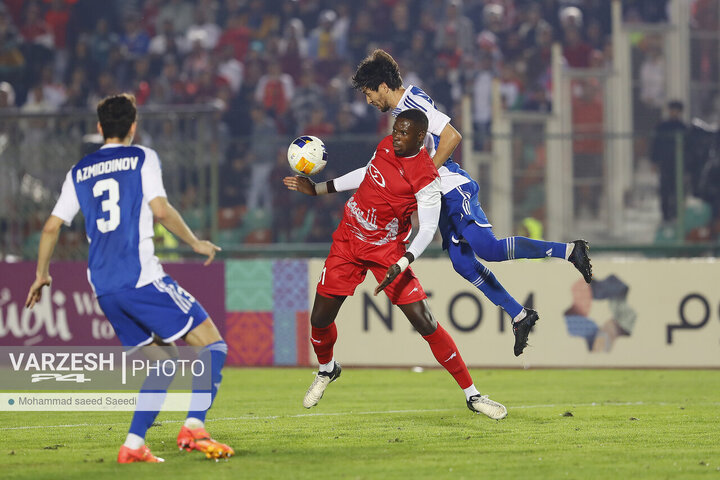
[52,144,166,297]
[391,85,471,194]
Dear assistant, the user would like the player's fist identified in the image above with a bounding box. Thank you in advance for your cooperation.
[283,176,317,196]
[374,264,401,296]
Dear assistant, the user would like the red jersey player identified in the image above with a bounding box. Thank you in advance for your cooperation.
[283,109,507,419]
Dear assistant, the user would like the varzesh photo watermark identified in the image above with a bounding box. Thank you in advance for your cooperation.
[0,345,212,411]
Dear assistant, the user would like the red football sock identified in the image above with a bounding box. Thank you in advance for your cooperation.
[422,324,473,389]
[310,323,337,364]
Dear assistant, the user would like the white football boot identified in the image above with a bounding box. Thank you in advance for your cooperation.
[303,362,342,408]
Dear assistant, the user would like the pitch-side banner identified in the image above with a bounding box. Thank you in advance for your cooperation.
[0,262,225,346]
[309,258,720,368]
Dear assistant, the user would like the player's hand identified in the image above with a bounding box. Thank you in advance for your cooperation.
[192,240,222,266]
[374,264,401,296]
[25,275,52,309]
[283,176,316,196]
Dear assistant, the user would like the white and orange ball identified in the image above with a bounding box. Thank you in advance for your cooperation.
[287,135,327,176]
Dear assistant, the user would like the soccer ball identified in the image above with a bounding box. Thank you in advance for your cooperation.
[287,135,327,176]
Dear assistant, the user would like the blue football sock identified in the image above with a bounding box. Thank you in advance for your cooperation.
[128,358,177,439]
[462,224,567,261]
[448,240,524,318]
[187,340,227,423]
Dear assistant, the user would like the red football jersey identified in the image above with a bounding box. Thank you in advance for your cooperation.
[339,135,439,246]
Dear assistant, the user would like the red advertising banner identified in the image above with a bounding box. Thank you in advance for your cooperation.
[0,262,225,347]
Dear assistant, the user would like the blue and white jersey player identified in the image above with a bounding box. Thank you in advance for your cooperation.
[25,93,233,463]
[352,49,593,357]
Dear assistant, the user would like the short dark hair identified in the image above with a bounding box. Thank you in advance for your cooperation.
[396,108,428,134]
[668,100,684,111]
[351,49,403,91]
[97,93,137,140]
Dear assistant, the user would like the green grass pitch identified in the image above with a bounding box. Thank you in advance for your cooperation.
[1,368,718,479]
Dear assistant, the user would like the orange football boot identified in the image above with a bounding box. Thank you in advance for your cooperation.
[177,425,234,459]
[117,444,164,463]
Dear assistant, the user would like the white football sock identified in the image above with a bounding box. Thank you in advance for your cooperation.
[565,243,574,260]
[184,417,204,430]
[123,433,145,450]
[318,358,335,373]
[513,309,527,324]
[463,385,481,401]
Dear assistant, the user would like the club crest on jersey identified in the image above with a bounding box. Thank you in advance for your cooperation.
[367,163,385,188]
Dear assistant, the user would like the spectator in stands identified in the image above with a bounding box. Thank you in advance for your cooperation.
[119,13,150,60]
[302,105,334,138]
[149,19,188,59]
[216,12,250,62]
[182,38,211,81]
[255,58,293,119]
[572,79,604,219]
[638,38,666,133]
[277,18,307,82]
[88,18,118,71]
[434,0,474,56]
[217,44,243,94]
[518,2,552,49]
[347,10,374,61]
[563,26,592,68]
[44,0,69,47]
[186,6,221,51]
[246,104,278,213]
[386,2,413,58]
[155,0,194,34]
[0,24,25,89]
[651,100,686,223]
[243,0,280,43]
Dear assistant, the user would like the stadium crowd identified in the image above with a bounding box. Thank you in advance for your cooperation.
[0,0,673,248]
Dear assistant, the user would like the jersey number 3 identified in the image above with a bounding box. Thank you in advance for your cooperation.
[93,178,121,233]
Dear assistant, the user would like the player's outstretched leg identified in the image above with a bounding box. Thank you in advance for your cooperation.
[420,323,507,420]
[117,351,175,464]
[448,241,539,355]
[401,299,508,420]
[461,225,593,282]
[179,321,234,459]
[447,240,524,318]
[568,239,592,283]
[304,294,345,408]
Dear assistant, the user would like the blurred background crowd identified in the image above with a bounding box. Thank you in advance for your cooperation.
[4,0,720,259]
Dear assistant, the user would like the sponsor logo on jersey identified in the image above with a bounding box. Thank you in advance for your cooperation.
[367,163,385,188]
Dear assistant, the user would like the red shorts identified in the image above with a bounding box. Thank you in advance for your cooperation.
[316,230,426,305]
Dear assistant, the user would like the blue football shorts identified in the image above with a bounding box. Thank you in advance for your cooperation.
[439,180,492,249]
[98,275,208,349]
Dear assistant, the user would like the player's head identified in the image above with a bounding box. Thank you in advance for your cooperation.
[352,49,403,113]
[97,93,137,142]
[667,99,683,119]
[392,109,428,157]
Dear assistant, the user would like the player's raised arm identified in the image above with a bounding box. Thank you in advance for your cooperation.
[283,166,367,196]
